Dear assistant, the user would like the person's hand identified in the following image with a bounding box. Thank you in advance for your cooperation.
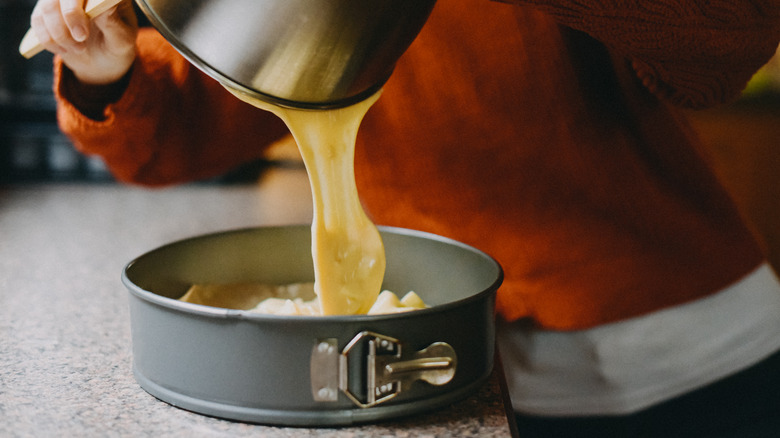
[30,0,138,85]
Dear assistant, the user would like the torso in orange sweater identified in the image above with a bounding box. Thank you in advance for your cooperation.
[56,0,780,329]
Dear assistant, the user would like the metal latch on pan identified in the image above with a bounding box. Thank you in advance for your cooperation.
[310,331,457,408]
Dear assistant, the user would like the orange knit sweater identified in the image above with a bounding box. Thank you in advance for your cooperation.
[55,0,780,329]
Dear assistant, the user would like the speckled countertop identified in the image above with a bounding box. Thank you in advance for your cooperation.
[0,174,517,437]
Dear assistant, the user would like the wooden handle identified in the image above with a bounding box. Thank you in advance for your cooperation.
[19,0,124,59]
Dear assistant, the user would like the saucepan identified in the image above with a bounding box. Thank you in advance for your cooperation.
[122,225,502,426]
[133,0,437,109]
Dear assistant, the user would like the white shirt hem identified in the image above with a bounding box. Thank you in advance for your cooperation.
[498,262,780,416]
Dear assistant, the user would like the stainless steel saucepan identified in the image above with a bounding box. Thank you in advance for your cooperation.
[134,0,437,109]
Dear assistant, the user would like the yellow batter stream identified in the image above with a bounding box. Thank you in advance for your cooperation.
[205,88,424,315]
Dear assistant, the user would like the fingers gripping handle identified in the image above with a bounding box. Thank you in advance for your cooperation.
[19,0,124,59]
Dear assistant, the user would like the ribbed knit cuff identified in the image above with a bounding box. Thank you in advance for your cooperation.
[58,64,133,121]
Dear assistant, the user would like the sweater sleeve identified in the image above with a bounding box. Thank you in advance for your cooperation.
[55,29,289,186]
[497,0,780,108]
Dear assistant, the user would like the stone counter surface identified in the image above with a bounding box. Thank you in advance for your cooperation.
[0,180,516,437]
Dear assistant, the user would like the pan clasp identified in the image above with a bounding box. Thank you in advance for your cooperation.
[311,331,457,408]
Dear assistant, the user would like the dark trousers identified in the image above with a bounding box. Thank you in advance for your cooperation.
[514,348,780,438]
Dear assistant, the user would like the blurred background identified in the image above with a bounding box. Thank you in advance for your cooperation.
[1,0,779,267]
[0,0,99,183]
[0,0,272,184]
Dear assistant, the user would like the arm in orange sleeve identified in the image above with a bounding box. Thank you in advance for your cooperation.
[497,0,780,108]
[54,29,290,186]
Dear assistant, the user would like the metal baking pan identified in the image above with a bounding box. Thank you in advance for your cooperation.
[123,225,502,426]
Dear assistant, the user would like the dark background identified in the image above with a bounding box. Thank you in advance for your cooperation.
[0,0,268,184]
